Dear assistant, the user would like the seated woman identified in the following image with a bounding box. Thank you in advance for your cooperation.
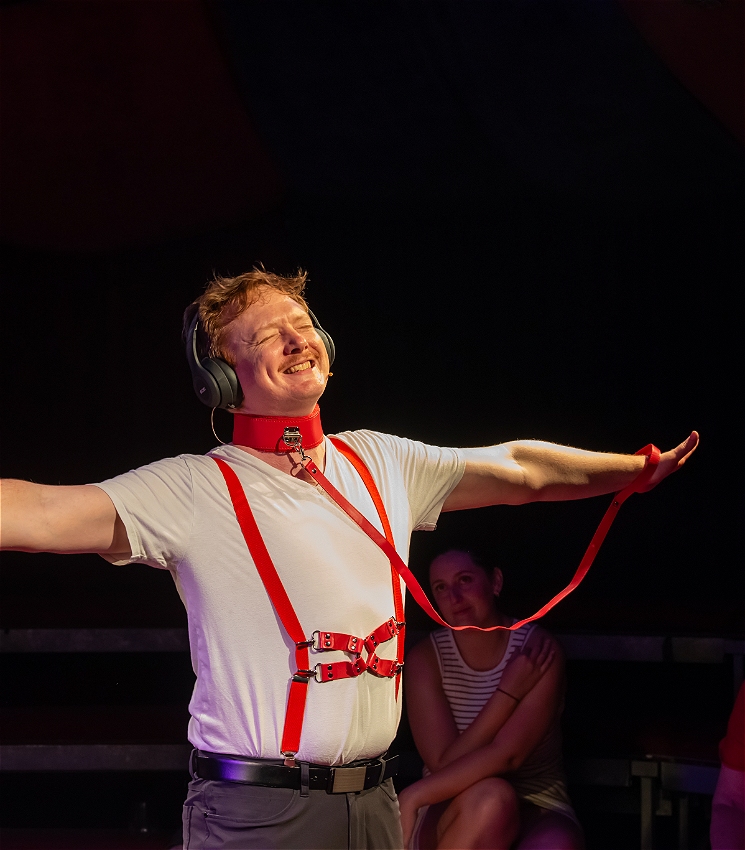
[399,549,584,850]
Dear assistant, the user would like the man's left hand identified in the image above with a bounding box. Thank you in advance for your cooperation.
[641,431,699,491]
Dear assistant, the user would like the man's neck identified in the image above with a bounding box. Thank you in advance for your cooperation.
[230,403,326,478]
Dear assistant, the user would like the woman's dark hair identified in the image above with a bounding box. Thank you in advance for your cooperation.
[430,547,496,578]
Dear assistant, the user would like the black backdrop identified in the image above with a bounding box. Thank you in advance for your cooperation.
[1,0,743,635]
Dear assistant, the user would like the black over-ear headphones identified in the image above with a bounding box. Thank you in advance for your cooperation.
[185,306,335,409]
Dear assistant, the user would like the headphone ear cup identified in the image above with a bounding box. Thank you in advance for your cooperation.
[186,312,242,408]
[200,357,241,409]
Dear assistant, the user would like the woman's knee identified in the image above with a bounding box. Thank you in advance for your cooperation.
[456,778,519,826]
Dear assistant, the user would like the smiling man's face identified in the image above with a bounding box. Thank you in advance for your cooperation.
[222,286,330,416]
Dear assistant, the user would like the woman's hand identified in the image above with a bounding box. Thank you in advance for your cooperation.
[397,784,421,850]
[498,635,555,701]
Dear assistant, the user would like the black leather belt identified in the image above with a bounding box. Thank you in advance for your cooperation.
[192,750,399,794]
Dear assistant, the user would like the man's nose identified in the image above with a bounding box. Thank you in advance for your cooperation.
[284,328,310,353]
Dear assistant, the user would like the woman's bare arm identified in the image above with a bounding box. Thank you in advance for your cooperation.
[401,642,566,811]
[405,630,555,773]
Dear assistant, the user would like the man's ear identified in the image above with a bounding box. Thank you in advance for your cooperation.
[492,567,504,597]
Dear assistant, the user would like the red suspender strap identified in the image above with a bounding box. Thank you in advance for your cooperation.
[212,457,311,761]
[328,437,406,697]
[304,442,661,633]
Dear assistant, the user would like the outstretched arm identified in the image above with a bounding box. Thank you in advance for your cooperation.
[443,431,698,511]
[0,479,129,558]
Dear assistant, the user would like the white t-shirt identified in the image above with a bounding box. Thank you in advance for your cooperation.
[95,430,464,765]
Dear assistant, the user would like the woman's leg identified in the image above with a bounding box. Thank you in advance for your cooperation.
[514,802,585,850]
[434,778,520,850]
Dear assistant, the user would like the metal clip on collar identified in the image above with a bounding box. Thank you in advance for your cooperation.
[282,426,308,461]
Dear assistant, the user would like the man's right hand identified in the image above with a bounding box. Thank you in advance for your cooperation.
[0,479,129,558]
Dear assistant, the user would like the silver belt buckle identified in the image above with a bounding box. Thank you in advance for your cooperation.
[329,765,367,793]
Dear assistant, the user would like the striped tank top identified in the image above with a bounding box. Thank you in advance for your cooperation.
[430,624,576,819]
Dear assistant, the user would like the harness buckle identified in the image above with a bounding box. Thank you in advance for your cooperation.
[292,669,315,684]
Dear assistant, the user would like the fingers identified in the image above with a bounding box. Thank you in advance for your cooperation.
[644,431,699,491]
[522,636,555,671]
[675,431,699,468]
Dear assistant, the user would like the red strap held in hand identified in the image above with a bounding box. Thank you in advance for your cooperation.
[307,442,661,633]
[213,441,659,758]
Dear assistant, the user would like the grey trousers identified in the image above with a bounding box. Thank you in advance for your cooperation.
[182,776,404,850]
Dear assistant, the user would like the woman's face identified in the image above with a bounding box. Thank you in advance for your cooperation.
[429,550,503,627]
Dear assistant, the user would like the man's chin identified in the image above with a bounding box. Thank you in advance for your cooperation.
[239,383,325,417]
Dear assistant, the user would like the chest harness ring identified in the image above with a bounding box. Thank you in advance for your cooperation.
[214,433,659,765]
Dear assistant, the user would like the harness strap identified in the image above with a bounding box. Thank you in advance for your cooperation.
[366,653,401,677]
[213,457,312,762]
[302,444,661,633]
[213,457,403,761]
[316,630,364,654]
[329,437,405,696]
[315,657,367,682]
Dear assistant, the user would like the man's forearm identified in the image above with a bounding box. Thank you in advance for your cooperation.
[508,441,646,501]
[444,432,697,511]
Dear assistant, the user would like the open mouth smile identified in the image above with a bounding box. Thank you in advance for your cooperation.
[285,360,314,374]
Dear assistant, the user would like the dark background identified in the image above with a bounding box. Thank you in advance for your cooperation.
[0,0,743,843]
[1,0,743,632]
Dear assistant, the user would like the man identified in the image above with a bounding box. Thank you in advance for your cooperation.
[0,268,698,849]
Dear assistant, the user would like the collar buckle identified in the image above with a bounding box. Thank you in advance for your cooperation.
[282,426,308,460]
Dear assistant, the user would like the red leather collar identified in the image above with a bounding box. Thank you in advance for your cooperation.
[232,404,324,452]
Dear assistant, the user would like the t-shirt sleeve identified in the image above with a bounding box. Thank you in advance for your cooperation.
[336,431,465,532]
[720,682,745,771]
[395,437,465,531]
[92,456,195,570]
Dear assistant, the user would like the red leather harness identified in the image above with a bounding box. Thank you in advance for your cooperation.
[214,438,660,764]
